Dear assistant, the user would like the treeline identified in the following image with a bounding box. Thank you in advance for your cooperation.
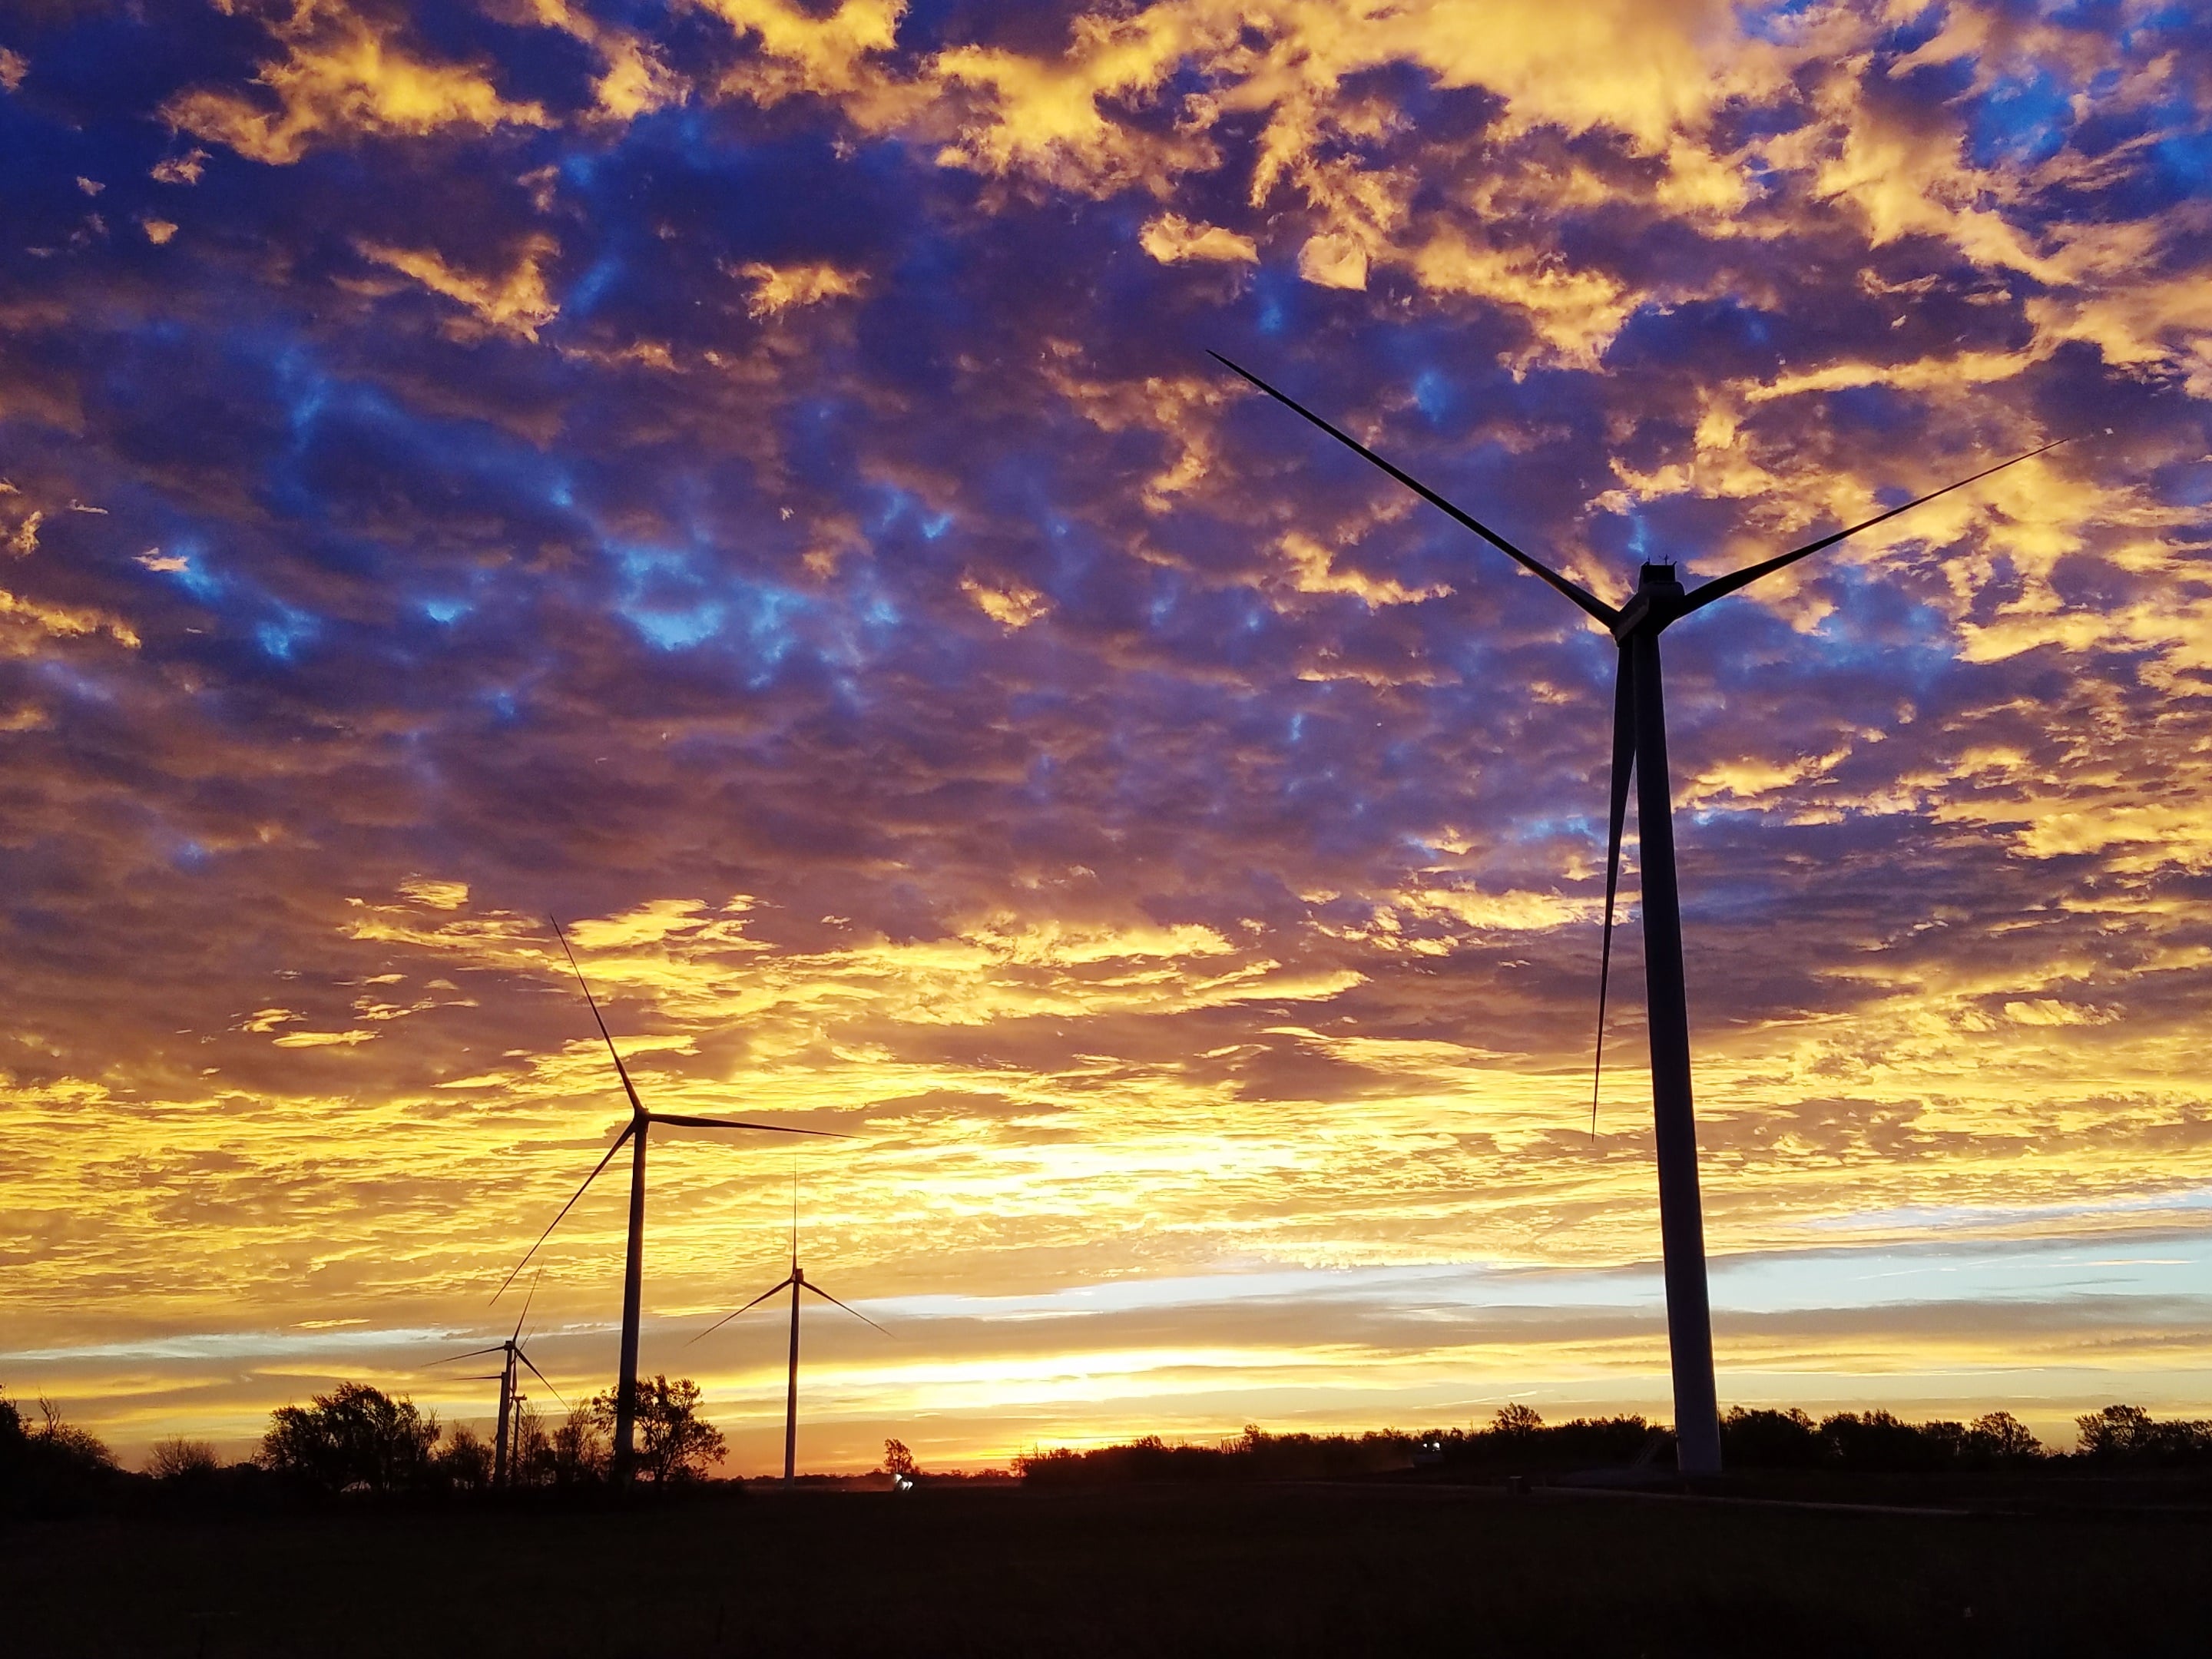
[1718,1406,2042,1472]
[1016,1402,2212,1485]
[15,1387,2212,1515]
[1020,1425,1415,1485]
[254,1376,724,1494]
[0,1376,726,1517]
[1726,1403,2212,1471]
[1,1389,127,1515]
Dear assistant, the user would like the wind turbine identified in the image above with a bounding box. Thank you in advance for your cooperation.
[694,1169,890,1487]
[433,1275,566,1486]
[1210,350,2061,1475]
[498,917,845,1483]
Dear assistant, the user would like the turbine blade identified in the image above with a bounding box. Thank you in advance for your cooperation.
[689,1275,797,1344]
[1592,656,1636,1141]
[493,1121,634,1301]
[429,1345,508,1366]
[512,1270,540,1344]
[1209,351,1619,628]
[1679,437,2070,616]
[648,1112,846,1137]
[801,1280,894,1338]
[516,1350,570,1416]
[551,916,651,1120]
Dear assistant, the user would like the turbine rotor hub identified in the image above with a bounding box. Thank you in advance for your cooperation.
[1612,561,1687,641]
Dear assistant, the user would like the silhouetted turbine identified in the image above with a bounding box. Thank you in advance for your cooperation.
[1211,349,2062,1476]
[498,917,845,1484]
[694,1170,890,1486]
[434,1274,565,1485]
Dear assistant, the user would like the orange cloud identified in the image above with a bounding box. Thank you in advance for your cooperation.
[164,0,549,164]
[355,233,561,340]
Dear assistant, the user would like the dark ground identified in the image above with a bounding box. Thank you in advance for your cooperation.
[6,1478,2208,1657]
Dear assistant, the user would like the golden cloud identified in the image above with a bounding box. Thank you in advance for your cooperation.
[1137,213,1258,265]
[1273,531,1449,610]
[355,233,561,340]
[735,260,867,318]
[0,584,140,651]
[164,0,550,164]
[960,572,1051,630]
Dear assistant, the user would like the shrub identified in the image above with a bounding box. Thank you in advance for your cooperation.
[146,1438,221,1480]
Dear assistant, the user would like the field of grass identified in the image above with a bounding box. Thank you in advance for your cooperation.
[6,1479,2207,1657]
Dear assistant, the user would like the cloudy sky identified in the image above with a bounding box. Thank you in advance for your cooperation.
[2,0,2208,1474]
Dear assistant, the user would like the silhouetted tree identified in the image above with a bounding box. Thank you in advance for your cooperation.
[883,1438,918,1478]
[585,1376,724,1483]
[145,1438,220,1480]
[1965,1411,2041,1463]
[1817,1410,1955,1472]
[1724,1405,2041,1471]
[1439,1409,1653,1470]
[1492,1403,1545,1437]
[508,1400,555,1486]
[0,1389,121,1515]
[31,1397,115,1469]
[2075,1403,2212,1466]
[435,1424,495,1490]
[548,1406,608,1485]
[2076,1403,2154,1460]
[1721,1407,1823,1469]
[258,1383,439,1494]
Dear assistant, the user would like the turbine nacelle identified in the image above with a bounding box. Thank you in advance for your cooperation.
[1612,561,1687,641]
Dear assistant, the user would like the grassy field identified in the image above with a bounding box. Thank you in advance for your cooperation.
[6,1479,2208,1657]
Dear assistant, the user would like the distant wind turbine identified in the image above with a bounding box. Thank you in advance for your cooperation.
[1210,349,2062,1475]
[694,1168,891,1486]
[498,917,846,1483]
[433,1274,565,1486]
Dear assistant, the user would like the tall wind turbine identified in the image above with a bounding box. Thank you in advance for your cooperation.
[498,917,845,1483]
[694,1171,890,1486]
[1210,350,2061,1475]
[434,1276,566,1486]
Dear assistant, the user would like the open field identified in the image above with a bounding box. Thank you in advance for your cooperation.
[6,1479,2208,1657]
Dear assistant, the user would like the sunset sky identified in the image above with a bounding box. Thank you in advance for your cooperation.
[2,0,2209,1476]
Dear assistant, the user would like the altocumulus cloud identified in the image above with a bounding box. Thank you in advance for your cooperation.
[0,0,2207,1465]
